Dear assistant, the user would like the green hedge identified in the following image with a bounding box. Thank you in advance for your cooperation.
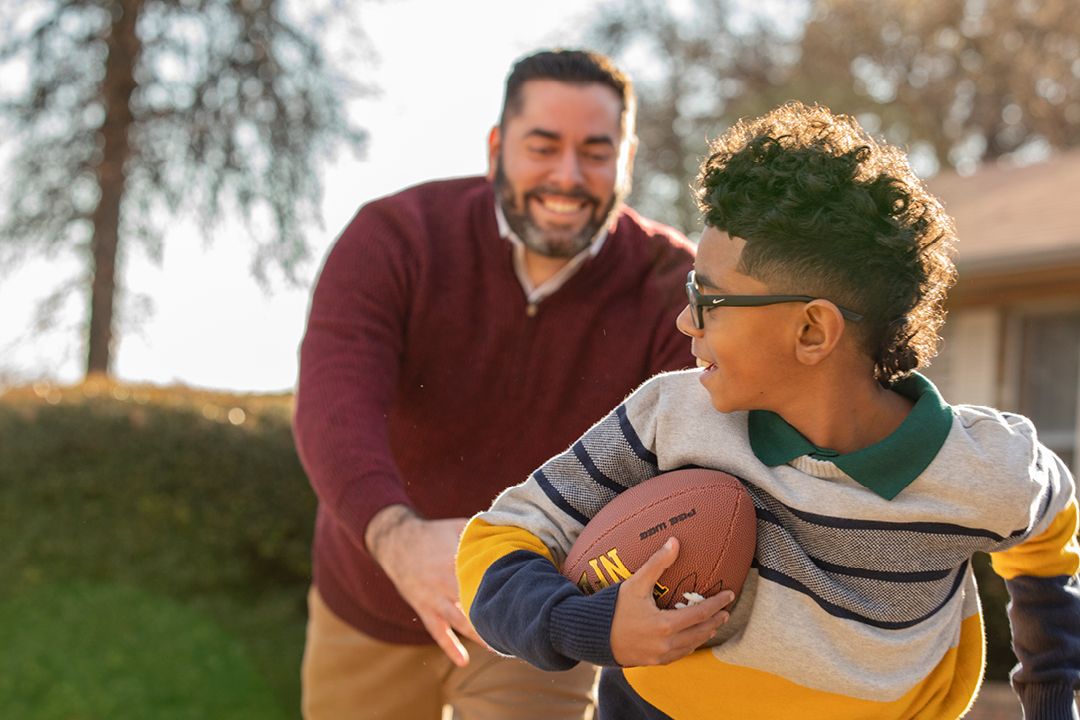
[0,380,1022,718]
[0,381,316,717]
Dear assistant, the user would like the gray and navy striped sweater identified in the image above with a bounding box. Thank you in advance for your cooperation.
[458,370,1080,719]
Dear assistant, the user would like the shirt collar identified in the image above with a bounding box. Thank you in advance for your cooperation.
[747,373,954,500]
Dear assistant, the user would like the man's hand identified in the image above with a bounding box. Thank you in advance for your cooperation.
[610,537,735,667]
[365,505,484,667]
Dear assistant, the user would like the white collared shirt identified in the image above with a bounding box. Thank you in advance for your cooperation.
[495,202,609,308]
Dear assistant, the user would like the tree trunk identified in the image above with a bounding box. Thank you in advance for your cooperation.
[87,0,142,377]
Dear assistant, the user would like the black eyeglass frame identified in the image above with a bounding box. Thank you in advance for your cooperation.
[685,270,864,330]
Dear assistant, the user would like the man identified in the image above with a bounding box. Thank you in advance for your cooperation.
[293,49,696,719]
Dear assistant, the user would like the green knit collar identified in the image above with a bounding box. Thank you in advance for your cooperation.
[747,373,954,500]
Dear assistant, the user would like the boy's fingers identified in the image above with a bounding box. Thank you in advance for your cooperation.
[666,590,735,630]
[678,613,730,639]
[692,590,735,615]
[672,609,729,648]
[651,593,733,659]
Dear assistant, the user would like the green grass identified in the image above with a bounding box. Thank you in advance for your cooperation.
[0,380,315,718]
[0,583,288,720]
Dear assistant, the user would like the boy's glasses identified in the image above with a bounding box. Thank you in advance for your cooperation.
[685,270,865,330]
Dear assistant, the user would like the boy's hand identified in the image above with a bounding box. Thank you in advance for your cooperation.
[610,537,735,667]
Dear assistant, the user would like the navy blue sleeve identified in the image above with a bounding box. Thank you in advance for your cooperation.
[470,549,620,670]
[1004,574,1080,720]
[597,668,674,719]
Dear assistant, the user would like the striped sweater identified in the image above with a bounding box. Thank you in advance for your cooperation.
[457,370,1080,719]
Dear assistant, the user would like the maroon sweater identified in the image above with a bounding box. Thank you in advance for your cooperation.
[294,176,695,644]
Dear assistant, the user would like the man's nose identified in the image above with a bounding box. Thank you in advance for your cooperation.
[549,149,585,189]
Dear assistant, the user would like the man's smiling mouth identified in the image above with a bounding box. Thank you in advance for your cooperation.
[532,193,591,216]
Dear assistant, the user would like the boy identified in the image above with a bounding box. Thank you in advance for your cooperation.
[456,102,1080,718]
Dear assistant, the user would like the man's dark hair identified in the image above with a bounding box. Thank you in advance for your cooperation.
[696,101,957,384]
[499,49,636,136]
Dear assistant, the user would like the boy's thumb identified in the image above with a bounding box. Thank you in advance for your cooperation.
[635,537,679,587]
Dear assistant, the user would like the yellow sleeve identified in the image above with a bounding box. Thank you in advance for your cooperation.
[456,517,556,617]
[991,497,1080,580]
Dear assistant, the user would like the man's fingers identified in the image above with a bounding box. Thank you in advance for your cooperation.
[438,625,471,668]
[630,537,680,593]
[420,611,470,667]
[446,600,487,648]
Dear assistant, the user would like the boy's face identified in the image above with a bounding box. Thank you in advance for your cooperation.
[676,227,801,413]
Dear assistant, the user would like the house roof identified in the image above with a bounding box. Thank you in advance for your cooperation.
[929,148,1080,276]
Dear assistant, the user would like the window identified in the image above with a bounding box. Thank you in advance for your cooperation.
[1018,312,1080,474]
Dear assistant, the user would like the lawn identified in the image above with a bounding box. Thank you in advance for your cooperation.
[0,380,315,719]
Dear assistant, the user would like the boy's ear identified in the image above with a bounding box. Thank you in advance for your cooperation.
[794,300,847,366]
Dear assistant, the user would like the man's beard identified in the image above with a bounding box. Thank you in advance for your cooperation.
[494,160,623,259]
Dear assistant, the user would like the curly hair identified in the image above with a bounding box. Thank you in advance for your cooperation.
[696,101,957,384]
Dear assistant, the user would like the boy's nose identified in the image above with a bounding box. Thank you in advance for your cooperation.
[676,305,701,338]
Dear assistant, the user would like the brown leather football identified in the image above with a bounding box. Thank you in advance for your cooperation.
[561,468,757,609]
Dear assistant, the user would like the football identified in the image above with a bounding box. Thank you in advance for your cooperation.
[561,468,757,609]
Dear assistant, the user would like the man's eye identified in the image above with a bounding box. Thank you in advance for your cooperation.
[528,146,556,156]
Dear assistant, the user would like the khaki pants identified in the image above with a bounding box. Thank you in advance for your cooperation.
[302,587,597,720]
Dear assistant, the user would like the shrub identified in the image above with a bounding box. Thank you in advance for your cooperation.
[0,380,316,715]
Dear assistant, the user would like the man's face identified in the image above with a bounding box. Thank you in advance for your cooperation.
[676,228,800,414]
[489,80,633,258]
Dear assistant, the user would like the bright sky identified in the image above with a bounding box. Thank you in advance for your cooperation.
[0,0,603,392]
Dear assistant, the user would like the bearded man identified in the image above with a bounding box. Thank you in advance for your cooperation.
[294,49,695,720]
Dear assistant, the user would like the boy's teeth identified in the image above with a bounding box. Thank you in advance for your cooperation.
[696,358,711,368]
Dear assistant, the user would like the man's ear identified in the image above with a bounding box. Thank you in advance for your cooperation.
[617,134,638,195]
[486,125,501,182]
[794,300,847,366]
